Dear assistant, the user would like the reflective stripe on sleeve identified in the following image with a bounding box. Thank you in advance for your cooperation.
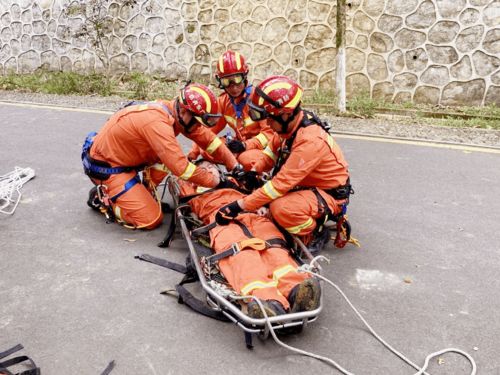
[263,146,277,162]
[241,280,278,295]
[224,115,236,126]
[255,133,268,148]
[262,181,282,200]
[180,162,196,180]
[206,137,222,154]
[286,217,314,234]
[151,163,170,172]
[243,118,255,127]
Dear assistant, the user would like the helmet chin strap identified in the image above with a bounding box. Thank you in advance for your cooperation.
[175,99,197,132]
[270,105,301,134]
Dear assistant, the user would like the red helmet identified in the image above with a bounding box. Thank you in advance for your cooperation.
[248,75,304,121]
[216,50,249,78]
[179,83,221,127]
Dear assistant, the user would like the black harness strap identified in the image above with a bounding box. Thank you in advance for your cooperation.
[272,110,330,177]
[135,254,187,274]
[0,345,23,360]
[175,284,230,321]
[100,360,116,375]
[0,344,40,375]
[135,254,230,322]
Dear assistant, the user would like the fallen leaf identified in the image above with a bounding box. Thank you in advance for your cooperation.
[123,238,137,242]
[403,277,412,284]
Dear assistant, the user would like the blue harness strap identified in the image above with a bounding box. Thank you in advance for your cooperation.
[229,85,252,119]
[110,175,141,203]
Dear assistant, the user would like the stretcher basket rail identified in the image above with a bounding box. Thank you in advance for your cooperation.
[165,178,324,339]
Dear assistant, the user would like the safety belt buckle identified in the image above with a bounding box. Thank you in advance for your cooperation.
[231,242,241,255]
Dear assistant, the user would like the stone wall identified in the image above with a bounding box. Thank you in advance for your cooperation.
[0,0,499,106]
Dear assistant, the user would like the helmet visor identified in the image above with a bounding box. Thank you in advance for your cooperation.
[248,101,268,121]
[218,74,245,88]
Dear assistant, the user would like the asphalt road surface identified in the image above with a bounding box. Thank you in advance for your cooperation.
[1,102,500,375]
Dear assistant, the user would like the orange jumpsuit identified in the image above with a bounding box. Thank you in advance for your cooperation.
[88,100,238,229]
[241,111,350,240]
[187,88,274,170]
[179,182,309,310]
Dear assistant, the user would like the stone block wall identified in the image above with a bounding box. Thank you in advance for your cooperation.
[0,0,499,106]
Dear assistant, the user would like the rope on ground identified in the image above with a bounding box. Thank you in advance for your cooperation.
[295,256,477,375]
[234,256,477,374]
[0,166,35,215]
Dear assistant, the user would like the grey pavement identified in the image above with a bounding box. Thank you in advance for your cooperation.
[1,102,500,374]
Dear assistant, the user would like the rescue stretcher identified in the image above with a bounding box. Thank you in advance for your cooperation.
[154,174,324,347]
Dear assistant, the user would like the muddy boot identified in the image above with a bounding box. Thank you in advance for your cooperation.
[288,278,321,313]
[247,300,286,319]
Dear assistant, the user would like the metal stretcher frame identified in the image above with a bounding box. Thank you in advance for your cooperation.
[165,174,324,338]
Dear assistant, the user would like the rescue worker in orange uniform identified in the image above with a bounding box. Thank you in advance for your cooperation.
[215,76,353,254]
[178,160,321,318]
[82,83,240,230]
[187,51,274,170]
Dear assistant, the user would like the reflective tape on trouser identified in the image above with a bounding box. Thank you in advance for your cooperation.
[241,280,278,295]
[272,264,296,281]
[286,217,314,234]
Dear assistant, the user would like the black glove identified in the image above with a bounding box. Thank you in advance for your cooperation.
[227,139,246,153]
[215,201,243,225]
[216,178,240,190]
[230,163,245,179]
[241,170,264,190]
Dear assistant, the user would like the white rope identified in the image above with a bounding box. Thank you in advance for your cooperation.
[0,167,35,215]
[237,256,477,375]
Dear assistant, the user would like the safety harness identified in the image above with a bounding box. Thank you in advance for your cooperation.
[81,101,173,225]
[272,110,355,248]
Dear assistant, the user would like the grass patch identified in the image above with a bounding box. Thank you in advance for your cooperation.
[0,71,179,99]
[421,116,500,130]
[0,71,499,130]
[0,71,113,95]
[303,89,337,105]
[347,92,380,118]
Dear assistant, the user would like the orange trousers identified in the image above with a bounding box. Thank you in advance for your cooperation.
[209,213,309,310]
[92,166,167,229]
[270,189,344,240]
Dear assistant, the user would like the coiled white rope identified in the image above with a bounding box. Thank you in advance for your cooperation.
[243,256,477,375]
[0,167,35,215]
